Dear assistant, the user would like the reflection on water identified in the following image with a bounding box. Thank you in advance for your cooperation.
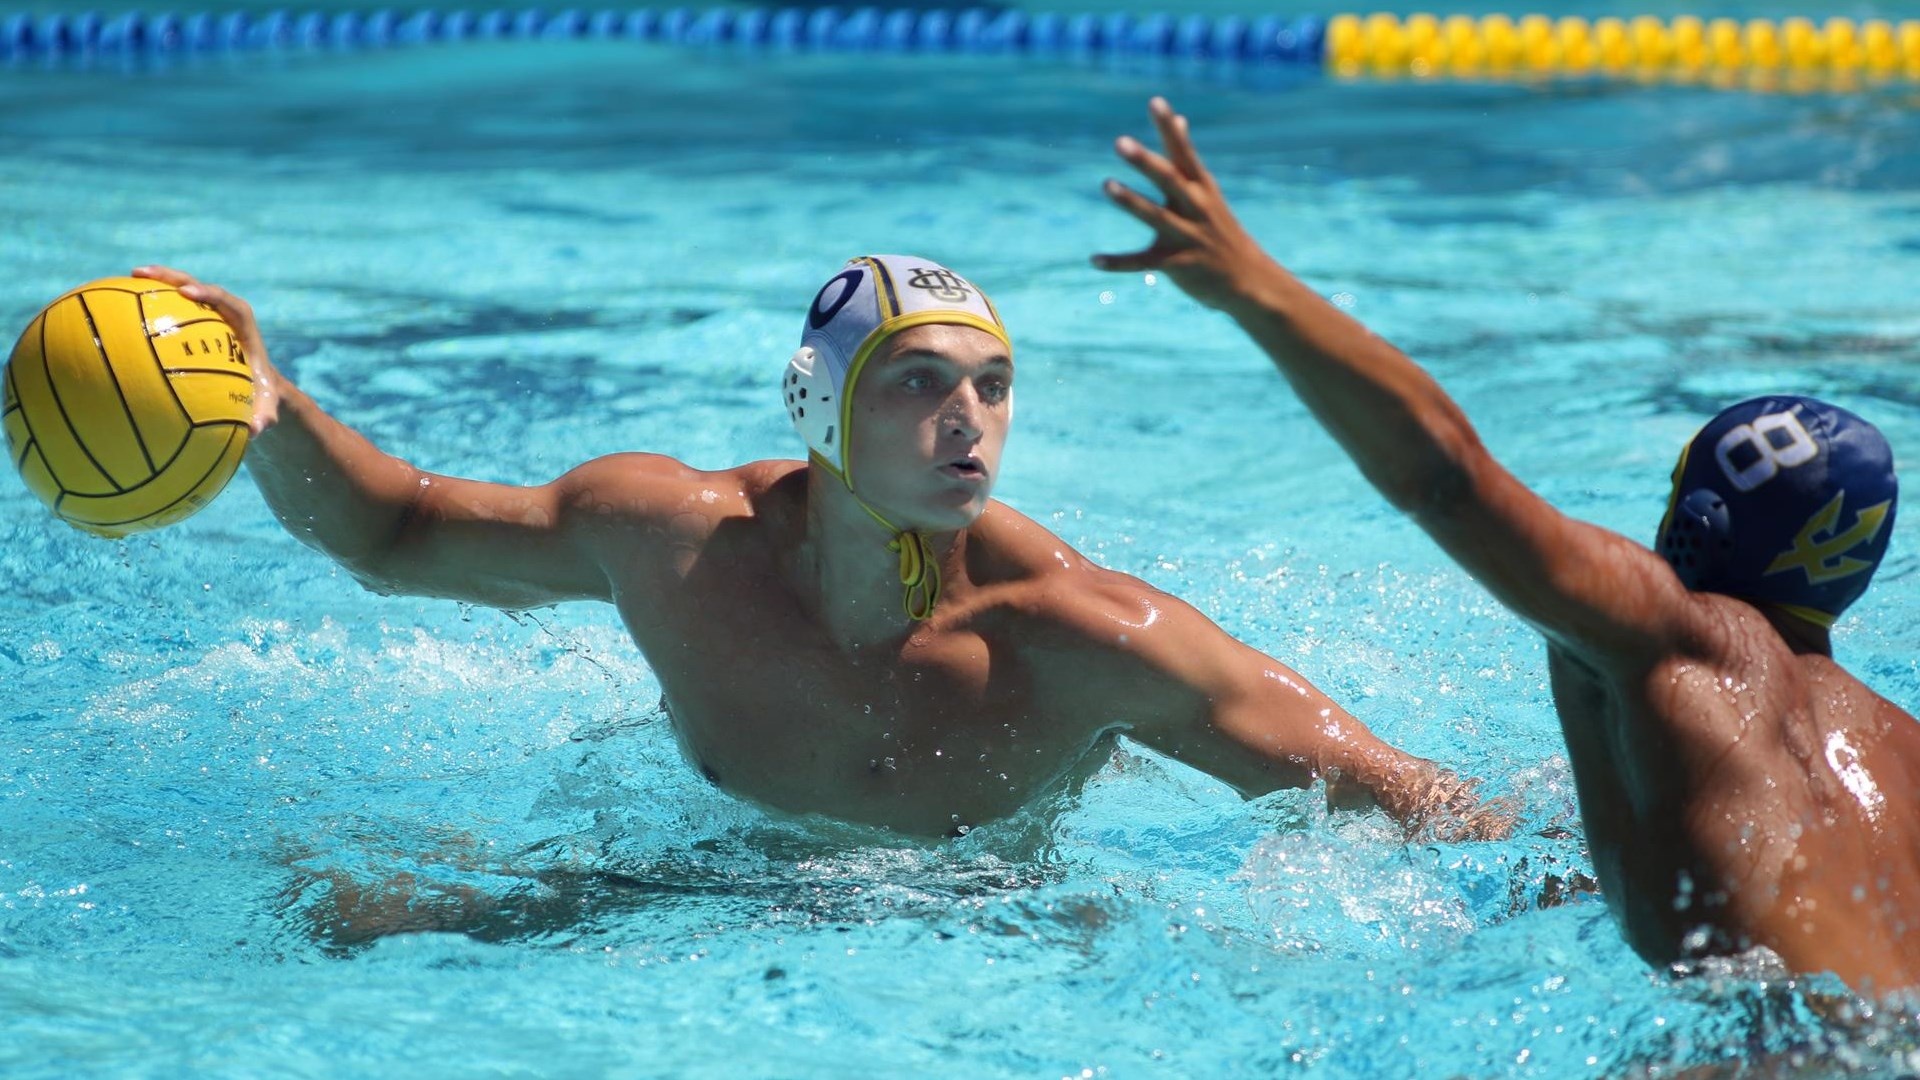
[2,29,1919,1079]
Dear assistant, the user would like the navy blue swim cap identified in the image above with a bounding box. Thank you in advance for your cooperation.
[1656,396,1896,627]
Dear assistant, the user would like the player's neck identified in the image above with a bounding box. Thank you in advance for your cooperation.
[796,466,960,653]
[1762,607,1834,658]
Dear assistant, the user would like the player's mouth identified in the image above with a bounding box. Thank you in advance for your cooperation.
[939,456,988,484]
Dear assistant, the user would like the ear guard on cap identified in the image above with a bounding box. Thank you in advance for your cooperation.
[1658,489,1735,589]
[784,346,840,464]
[781,255,1012,622]
[1653,395,1897,628]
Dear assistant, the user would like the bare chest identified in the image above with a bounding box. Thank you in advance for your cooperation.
[612,583,1100,836]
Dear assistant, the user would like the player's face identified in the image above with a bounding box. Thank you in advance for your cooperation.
[846,323,1013,531]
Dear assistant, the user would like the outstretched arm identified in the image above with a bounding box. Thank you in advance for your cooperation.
[1037,567,1513,840]
[1090,100,1694,671]
[134,266,675,610]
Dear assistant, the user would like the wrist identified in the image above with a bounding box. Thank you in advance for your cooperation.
[245,370,299,447]
[1218,256,1305,324]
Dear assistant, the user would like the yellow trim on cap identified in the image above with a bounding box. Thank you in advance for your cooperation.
[1655,441,1694,543]
[817,291,1011,624]
[1764,600,1838,629]
[807,447,847,485]
[836,309,1014,484]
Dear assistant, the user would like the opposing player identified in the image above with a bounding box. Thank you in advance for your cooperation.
[131,258,1510,842]
[1095,97,1918,994]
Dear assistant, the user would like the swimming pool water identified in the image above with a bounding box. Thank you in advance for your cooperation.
[5,15,1920,1077]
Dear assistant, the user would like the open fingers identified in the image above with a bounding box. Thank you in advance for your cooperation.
[128,267,277,435]
[1094,177,1198,274]
[1089,249,1162,273]
[132,267,256,331]
[1149,97,1209,184]
[131,266,262,350]
[1115,135,1195,209]
[1101,178,1182,235]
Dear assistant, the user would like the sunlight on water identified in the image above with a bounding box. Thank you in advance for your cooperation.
[3,26,1920,1078]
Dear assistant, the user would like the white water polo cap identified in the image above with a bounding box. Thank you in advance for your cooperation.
[783,255,1010,621]
[784,254,1010,482]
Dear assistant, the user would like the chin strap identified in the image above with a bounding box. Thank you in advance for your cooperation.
[812,451,942,621]
[854,497,941,621]
[890,527,941,622]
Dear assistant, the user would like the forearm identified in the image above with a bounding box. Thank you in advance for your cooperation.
[1332,742,1514,842]
[1222,262,1486,517]
[246,373,422,569]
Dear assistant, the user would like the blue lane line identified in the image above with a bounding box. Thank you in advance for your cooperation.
[0,7,1329,63]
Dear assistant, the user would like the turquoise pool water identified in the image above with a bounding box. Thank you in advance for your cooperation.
[5,13,1920,1077]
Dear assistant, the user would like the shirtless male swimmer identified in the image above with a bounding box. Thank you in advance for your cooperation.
[1095,97,1920,996]
[128,257,1510,843]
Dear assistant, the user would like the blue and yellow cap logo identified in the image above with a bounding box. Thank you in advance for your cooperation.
[1656,395,1897,627]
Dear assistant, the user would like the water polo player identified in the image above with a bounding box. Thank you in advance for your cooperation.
[128,260,1511,842]
[1098,97,1919,995]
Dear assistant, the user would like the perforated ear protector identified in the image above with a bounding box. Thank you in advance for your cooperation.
[782,256,1011,620]
[1658,487,1734,589]
[1654,396,1897,627]
[783,346,839,463]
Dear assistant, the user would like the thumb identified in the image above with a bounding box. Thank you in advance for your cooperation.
[247,367,281,438]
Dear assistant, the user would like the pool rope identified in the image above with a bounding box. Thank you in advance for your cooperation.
[1328,14,1920,89]
[4,8,1918,89]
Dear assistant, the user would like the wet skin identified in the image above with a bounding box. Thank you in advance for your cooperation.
[130,268,1508,843]
[1094,95,1920,994]
[1549,612,1920,995]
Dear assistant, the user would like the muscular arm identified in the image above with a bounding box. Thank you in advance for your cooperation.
[135,267,683,610]
[1038,566,1512,839]
[1092,100,1697,672]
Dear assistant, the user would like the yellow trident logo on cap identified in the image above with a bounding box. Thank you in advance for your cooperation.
[1764,491,1892,585]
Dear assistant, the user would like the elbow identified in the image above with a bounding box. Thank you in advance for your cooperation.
[342,558,405,598]
[337,535,406,595]
[337,467,432,592]
[1369,401,1488,521]
[1380,457,1476,521]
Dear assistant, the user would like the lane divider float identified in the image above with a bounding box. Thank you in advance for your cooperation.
[3,8,1914,90]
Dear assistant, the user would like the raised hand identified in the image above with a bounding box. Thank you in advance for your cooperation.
[1092,96,1286,313]
[132,265,281,437]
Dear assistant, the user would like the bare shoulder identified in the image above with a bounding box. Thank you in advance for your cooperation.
[961,501,1226,670]
[1623,595,1799,715]
[1679,594,1837,674]
[556,454,804,522]
[1636,593,1917,765]
[965,502,1167,619]
[730,457,811,498]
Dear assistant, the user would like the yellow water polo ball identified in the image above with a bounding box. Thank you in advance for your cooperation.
[3,276,252,537]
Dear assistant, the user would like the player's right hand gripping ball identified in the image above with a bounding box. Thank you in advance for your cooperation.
[3,276,252,537]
